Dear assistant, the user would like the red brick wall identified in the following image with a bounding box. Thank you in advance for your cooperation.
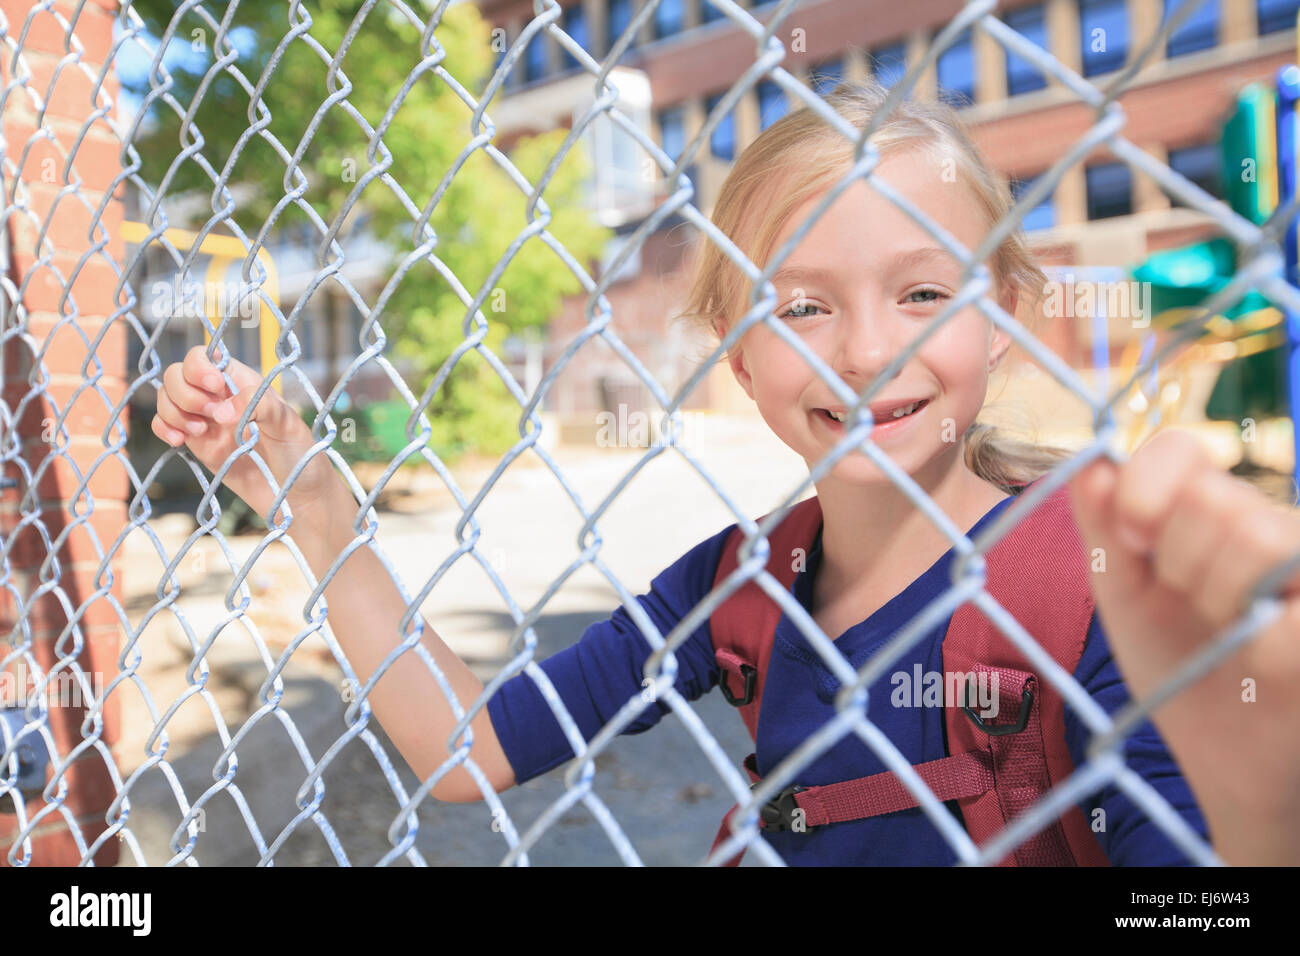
[0,0,125,866]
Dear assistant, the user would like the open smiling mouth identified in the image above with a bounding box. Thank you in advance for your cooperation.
[816,399,930,426]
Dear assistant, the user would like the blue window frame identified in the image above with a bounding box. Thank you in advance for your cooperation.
[1164,0,1218,56]
[700,1,726,24]
[1079,0,1128,77]
[1004,3,1048,96]
[1257,0,1300,34]
[1085,161,1133,219]
[1010,174,1056,231]
[658,105,686,162]
[562,4,589,69]
[1166,142,1222,204]
[654,0,686,39]
[871,42,906,89]
[705,92,735,161]
[757,78,787,129]
[936,27,975,108]
[609,0,636,50]
[524,29,548,82]
[809,57,844,97]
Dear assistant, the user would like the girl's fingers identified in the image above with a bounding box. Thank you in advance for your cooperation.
[164,360,222,414]
[1068,453,1149,606]
[1109,428,1214,553]
[1072,428,1300,636]
[182,345,229,397]
[1194,492,1300,630]
[156,386,210,438]
[1149,466,1243,601]
[151,413,187,447]
[183,346,261,398]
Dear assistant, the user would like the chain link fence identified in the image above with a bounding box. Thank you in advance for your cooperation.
[1,0,1298,866]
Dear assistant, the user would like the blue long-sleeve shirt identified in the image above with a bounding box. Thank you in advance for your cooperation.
[486,495,1210,864]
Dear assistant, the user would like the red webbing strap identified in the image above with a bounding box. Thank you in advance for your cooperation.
[795,747,994,826]
[942,479,1109,867]
[709,497,824,740]
[709,748,994,865]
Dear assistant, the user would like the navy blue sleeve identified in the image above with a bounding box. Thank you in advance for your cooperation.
[485,523,734,785]
[1063,612,1211,865]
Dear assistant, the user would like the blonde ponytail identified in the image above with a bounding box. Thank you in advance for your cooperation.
[963,423,1075,495]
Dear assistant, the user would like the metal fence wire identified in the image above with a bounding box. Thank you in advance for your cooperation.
[2,0,1299,867]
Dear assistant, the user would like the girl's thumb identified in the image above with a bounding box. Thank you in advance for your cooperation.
[1068,454,1145,604]
[208,355,267,415]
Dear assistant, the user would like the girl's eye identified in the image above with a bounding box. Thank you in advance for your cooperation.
[905,288,950,305]
[779,301,827,320]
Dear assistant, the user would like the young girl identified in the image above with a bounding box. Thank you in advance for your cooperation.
[151,81,1300,866]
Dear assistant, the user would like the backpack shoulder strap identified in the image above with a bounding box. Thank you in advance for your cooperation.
[709,495,823,741]
[941,476,1110,866]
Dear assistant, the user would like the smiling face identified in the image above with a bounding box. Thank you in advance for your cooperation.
[722,146,1016,490]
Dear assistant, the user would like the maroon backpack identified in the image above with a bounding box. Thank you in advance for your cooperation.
[707,477,1110,866]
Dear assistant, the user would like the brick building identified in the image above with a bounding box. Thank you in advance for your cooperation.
[477,0,1299,436]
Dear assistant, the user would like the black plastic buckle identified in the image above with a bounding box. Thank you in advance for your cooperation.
[754,783,808,832]
[961,676,1033,736]
[719,663,757,706]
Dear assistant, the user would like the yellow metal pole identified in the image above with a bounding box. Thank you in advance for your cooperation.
[120,221,282,394]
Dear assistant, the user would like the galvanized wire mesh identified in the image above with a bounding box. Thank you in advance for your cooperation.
[1,0,1297,867]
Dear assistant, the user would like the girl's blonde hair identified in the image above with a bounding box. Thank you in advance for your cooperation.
[672,79,1072,494]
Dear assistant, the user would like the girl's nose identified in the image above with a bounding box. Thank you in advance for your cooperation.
[831,309,898,389]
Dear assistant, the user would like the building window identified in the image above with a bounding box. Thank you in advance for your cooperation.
[1257,0,1300,34]
[871,42,907,89]
[757,78,787,129]
[658,105,686,162]
[936,27,975,108]
[700,1,726,25]
[1004,3,1048,96]
[1085,161,1133,218]
[809,57,844,96]
[1010,174,1056,231]
[1164,0,1218,57]
[609,0,636,50]
[562,4,589,69]
[654,0,686,39]
[1079,0,1128,77]
[1166,142,1222,204]
[524,29,548,82]
[705,92,735,160]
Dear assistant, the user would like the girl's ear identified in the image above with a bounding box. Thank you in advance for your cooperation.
[988,286,1018,371]
[716,316,756,400]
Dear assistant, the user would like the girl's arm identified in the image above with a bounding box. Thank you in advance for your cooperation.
[152,347,513,802]
[485,528,729,785]
[1064,613,1210,865]
[287,476,516,802]
[1068,428,1300,865]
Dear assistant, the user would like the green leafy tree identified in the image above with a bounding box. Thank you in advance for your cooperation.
[124,0,610,465]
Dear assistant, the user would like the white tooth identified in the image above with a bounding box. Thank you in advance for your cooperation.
[830,411,846,422]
